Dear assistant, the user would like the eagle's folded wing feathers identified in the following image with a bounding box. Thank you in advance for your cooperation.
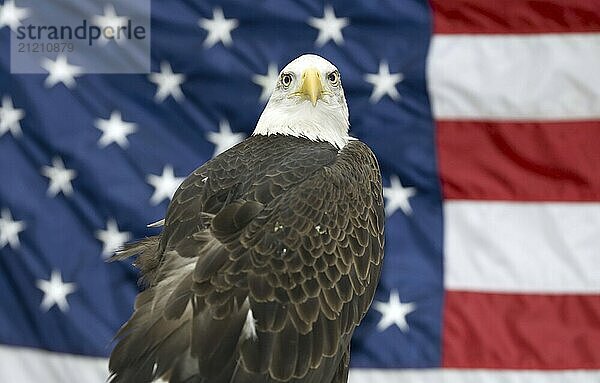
[108,138,384,383]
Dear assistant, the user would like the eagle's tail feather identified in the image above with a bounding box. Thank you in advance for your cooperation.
[109,242,250,383]
[109,235,162,286]
[110,236,159,261]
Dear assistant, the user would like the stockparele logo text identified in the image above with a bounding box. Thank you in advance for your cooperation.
[15,19,147,46]
[11,1,151,74]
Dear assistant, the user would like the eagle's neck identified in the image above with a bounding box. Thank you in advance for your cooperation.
[253,102,350,149]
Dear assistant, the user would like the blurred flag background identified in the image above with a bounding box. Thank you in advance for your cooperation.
[1,0,599,381]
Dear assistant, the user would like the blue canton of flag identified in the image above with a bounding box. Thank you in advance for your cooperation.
[0,0,443,381]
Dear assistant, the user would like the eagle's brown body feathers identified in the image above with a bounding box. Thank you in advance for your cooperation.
[109,135,384,383]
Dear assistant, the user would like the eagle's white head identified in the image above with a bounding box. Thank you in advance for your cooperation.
[253,54,350,149]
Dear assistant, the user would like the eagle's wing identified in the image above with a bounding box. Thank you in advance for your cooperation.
[108,138,384,383]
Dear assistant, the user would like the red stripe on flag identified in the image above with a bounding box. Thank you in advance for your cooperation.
[430,0,600,34]
[437,120,600,201]
[443,291,600,369]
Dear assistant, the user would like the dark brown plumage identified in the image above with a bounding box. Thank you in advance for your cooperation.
[109,134,384,383]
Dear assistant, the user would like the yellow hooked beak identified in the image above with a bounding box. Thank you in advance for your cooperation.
[299,68,323,107]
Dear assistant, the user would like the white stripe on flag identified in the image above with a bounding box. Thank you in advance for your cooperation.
[427,33,600,120]
[0,346,108,382]
[444,201,600,293]
[349,368,600,383]
[3,345,600,383]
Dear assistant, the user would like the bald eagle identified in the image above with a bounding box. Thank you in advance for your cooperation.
[109,54,385,383]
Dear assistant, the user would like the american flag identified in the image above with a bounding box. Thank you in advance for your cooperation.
[1,0,599,381]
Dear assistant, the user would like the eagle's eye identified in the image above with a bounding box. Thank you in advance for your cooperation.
[327,71,340,86]
[280,73,294,89]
